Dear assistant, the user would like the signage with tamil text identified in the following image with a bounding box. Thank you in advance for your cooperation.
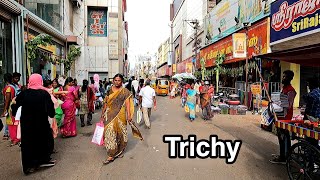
[270,0,320,43]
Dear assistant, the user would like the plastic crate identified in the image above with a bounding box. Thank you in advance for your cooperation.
[221,108,229,114]
[237,109,246,115]
[229,108,237,115]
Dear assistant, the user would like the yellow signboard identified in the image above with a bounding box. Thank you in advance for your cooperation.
[232,33,247,58]
[251,84,262,95]
[172,64,176,73]
[186,63,193,73]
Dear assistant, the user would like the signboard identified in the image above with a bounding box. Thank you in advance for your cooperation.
[251,84,262,95]
[270,0,320,44]
[205,0,239,43]
[238,0,271,24]
[109,13,119,59]
[186,63,193,73]
[232,33,247,58]
[200,18,269,67]
[172,64,176,73]
[88,8,107,37]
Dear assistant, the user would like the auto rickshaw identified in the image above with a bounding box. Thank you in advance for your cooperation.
[154,78,169,96]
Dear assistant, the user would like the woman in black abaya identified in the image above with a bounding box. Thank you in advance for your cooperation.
[13,74,55,174]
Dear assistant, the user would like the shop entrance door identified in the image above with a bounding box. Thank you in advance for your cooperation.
[0,20,13,111]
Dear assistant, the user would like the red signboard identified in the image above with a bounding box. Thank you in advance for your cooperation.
[177,58,192,73]
[200,18,269,67]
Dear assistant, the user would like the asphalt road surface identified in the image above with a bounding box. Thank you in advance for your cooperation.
[0,96,288,180]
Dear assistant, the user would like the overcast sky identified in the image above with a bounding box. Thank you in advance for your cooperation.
[126,0,172,68]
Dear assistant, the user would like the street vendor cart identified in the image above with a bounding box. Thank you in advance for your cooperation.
[257,44,320,179]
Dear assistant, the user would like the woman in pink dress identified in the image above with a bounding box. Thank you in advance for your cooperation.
[60,77,78,137]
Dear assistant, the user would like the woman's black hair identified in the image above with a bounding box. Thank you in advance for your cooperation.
[52,78,61,87]
[4,73,12,84]
[64,77,73,87]
[113,74,124,81]
[82,79,89,92]
[43,80,52,88]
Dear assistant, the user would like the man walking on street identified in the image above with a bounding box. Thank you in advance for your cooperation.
[139,80,156,129]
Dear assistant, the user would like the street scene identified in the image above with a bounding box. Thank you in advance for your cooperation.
[0,0,320,180]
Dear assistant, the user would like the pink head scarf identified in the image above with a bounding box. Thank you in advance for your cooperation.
[28,73,59,109]
[28,74,46,90]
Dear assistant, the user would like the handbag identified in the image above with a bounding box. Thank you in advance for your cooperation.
[136,108,142,124]
[129,121,143,141]
[91,122,105,146]
[185,105,189,113]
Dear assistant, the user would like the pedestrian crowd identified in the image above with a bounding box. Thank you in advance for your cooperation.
[0,72,154,175]
[170,79,215,121]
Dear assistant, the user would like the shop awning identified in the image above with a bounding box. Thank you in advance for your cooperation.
[258,44,320,67]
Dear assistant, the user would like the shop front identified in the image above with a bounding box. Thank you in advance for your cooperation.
[260,0,320,107]
[200,18,272,85]
[176,58,192,74]
[157,64,172,78]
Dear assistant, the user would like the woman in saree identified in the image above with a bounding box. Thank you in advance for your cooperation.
[52,79,64,127]
[186,83,198,121]
[60,77,78,137]
[100,74,140,165]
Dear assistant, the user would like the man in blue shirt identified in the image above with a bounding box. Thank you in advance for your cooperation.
[304,76,320,120]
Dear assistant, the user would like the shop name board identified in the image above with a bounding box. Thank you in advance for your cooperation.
[201,18,269,67]
[271,0,320,43]
[88,9,107,37]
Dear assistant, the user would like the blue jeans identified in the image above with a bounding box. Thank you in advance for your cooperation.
[3,124,9,136]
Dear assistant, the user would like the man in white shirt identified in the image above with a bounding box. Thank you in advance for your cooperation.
[194,80,200,94]
[131,76,139,106]
[139,80,156,129]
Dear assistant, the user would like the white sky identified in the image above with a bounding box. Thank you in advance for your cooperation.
[126,0,172,68]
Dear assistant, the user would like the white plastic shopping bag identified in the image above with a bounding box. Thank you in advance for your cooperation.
[91,122,105,146]
[15,107,22,140]
[136,108,142,124]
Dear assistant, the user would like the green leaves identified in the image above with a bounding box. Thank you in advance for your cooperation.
[27,34,53,63]
[64,45,81,74]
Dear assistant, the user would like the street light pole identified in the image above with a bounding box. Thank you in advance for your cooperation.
[244,23,249,107]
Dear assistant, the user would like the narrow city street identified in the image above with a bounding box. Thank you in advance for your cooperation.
[0,96,287,180]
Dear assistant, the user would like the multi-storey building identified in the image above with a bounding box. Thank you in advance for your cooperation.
[169,0,209,74]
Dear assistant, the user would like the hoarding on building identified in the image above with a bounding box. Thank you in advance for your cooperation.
[109,13,119,60]
[201,18,269,67]
[88,8,108,37]
[205,0,271,44]
[232,33,247,58]
[270,0,320,44]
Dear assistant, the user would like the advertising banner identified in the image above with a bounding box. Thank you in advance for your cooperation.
[270,0,320,44]
[238,0,271,24]
[186,63,193,74]
[201,18,269,67]
[205,0,239,43]
[172,64,176,73]
[232,33,247,58]
[88,8,107,37]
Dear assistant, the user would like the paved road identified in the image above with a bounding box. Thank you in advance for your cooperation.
[0,96,287,180]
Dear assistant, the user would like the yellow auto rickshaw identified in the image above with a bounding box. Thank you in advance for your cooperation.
[155,78,169,96]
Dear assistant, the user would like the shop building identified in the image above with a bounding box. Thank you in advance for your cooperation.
[169,0,209,75]
[261,0,320,108]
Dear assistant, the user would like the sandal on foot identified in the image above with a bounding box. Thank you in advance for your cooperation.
[102,158,114,165]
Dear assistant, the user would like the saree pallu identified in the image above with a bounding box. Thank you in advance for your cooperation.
[104,88,137,158]
[186,89,197,119]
